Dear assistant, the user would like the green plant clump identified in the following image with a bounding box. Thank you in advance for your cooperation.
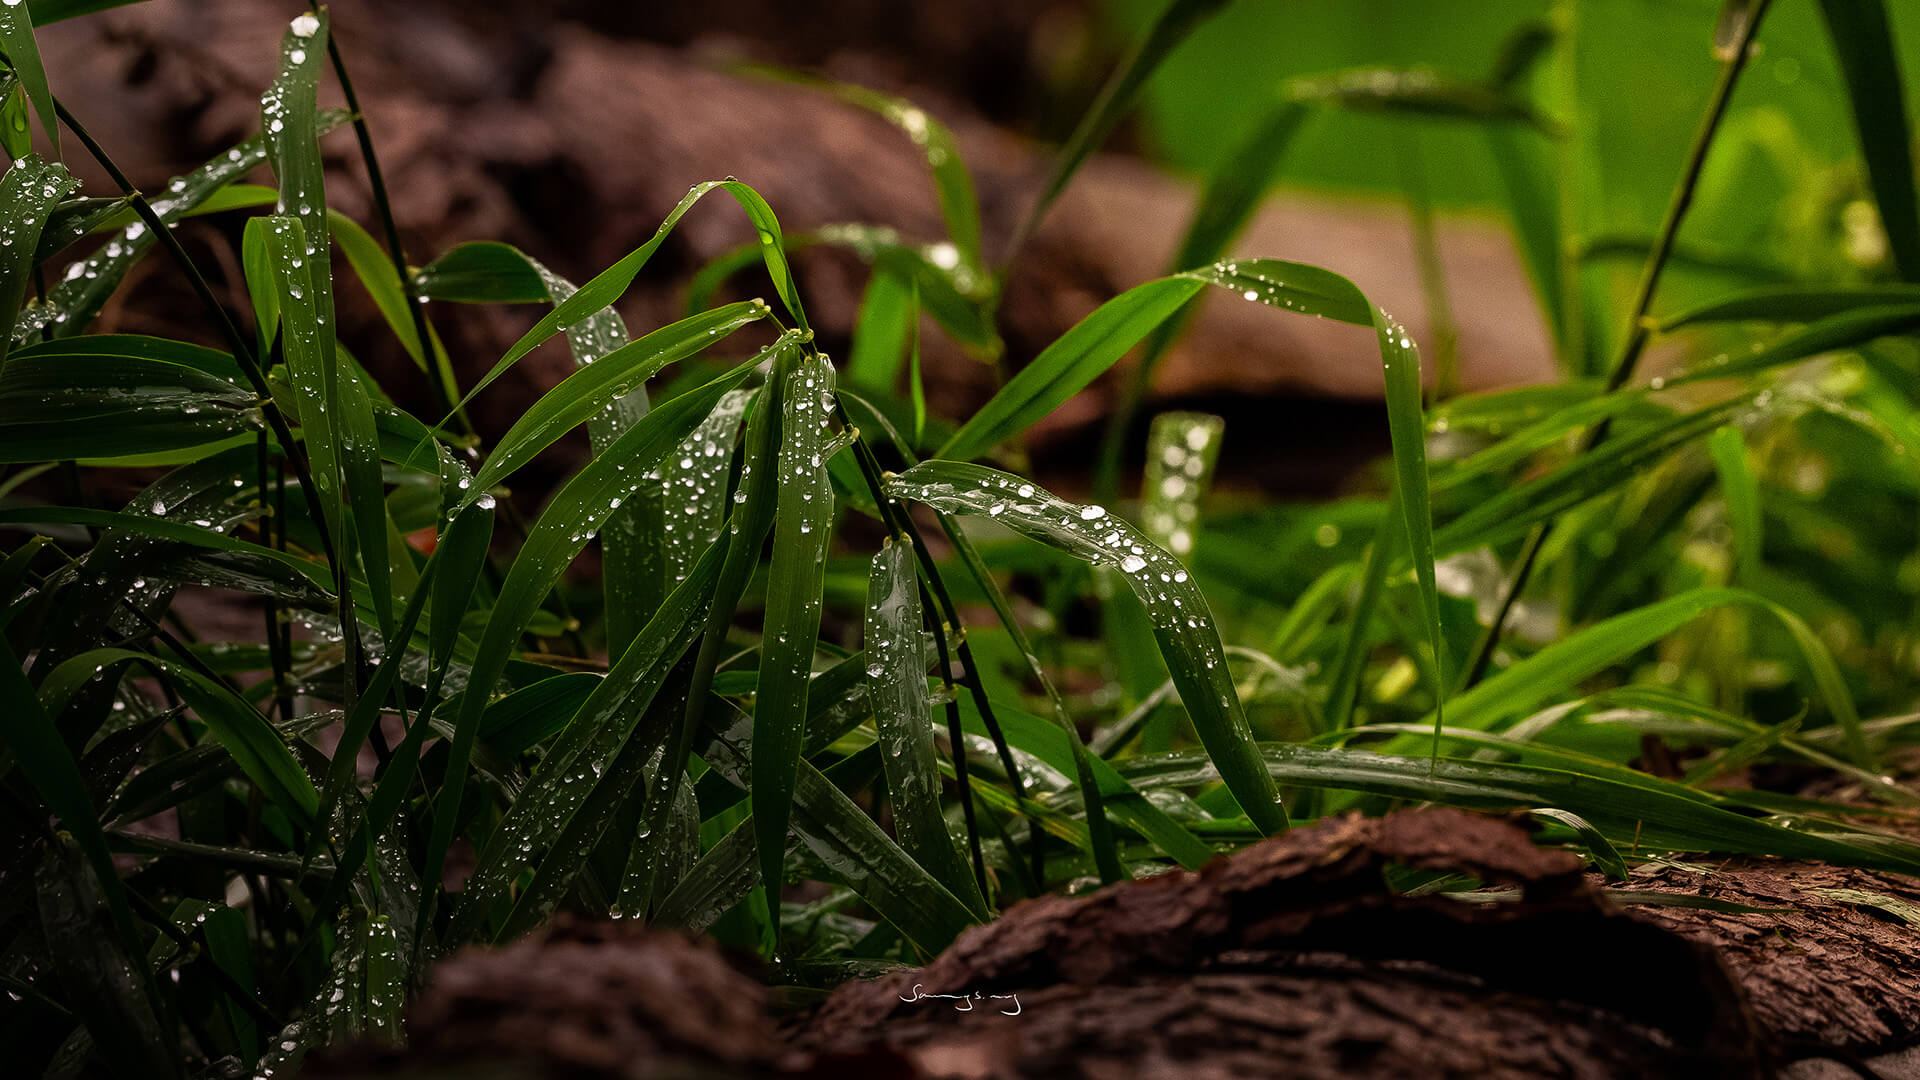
[1,0,1918,1075]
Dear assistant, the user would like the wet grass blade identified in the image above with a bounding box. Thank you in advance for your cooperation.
[420,361,758,930]
[458,179,807,413]
[659,388,750,589]
[631,340,794,925]
[467,301,767,498]
[866,539,989,916]
[1123,743,1920,873]
[0,350,259,461]
[754,346,838,943]
[697,703,980,956]
[887,460,1287,835]
[0,156,75,364]
[328,208,425,366]
[1814,0,1920,280]
[15,114,343,346]
[449,538,722,942]
[0,0,57,153]
[263,215,391,633]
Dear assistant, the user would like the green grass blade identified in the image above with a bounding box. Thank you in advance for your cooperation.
[631,340,794,921]
[1660,284,1920,330]
[1663,303,1920,386]
[458,179,807,415]
[754,346,837,942]
[328,208,424,366]
[419,361,758,929]
[1432,393,1755,555]
[0,1,57,154]
[0,156,74,364]
[1530,808,1628,881]
[941,276,1201,462]
[15,116,342,346]
[1814,0,1920,280]
[660,388,750,590]
[412,241,550,303]
[887,460,1287,835]
[846,267,914,393]
[460,542,724,942]
[866,539,989,915]
[776,73,983,273]
[1707,425,1761,584]
[0,506,332,590]
[263,215,391,633]
[1013,0,1229,255]
[466,301,767,500]
[0,351,259,461]
[697,702,980,956]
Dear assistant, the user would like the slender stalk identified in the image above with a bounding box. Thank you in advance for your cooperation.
[1456,0,1773,692]
[50,97,331,571]
[312,4,467,428]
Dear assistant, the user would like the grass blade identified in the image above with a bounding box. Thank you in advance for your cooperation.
[1663,303,1920,386]
[1813,0,1920,280]
[0,156,74,364]
[457,179,807,415]
[0,350,259,462]
[866,538,989,915]
[1660,284,1920,329]
[1010,0,1229,258]
[887,460,1287,835]
[1707,425,1761,584]
[754,346,837,943]
[466,301,767,499]
[420,361,758,931]
[0,1,56,153]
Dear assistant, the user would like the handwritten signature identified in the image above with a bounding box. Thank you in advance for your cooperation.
[899,983,1022,1016]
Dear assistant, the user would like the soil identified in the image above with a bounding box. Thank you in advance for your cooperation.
[308,808,1920,1079]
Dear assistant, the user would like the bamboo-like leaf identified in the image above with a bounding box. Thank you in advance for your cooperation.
[262,215,391,632]
[754,346,838,937]
[327,208,425,366]
[458,179,807,414]
[0,507,331,590]
[0,0,56,154]
[659,388,750,589]
[0,351,259,461]
[887,460,1287,835]
[625,341,793,922]
[466,301,767,500]
[13,114,344,346]
[0,156,73,366]
[846,267,915,393]
[865,539,988,914]
[412,241,550,303]
[1814,0,1920,280]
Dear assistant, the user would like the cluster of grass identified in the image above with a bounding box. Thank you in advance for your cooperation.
[1,0,1919,1074]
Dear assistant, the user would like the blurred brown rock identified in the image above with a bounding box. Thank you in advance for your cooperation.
[37,0,1553,497]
